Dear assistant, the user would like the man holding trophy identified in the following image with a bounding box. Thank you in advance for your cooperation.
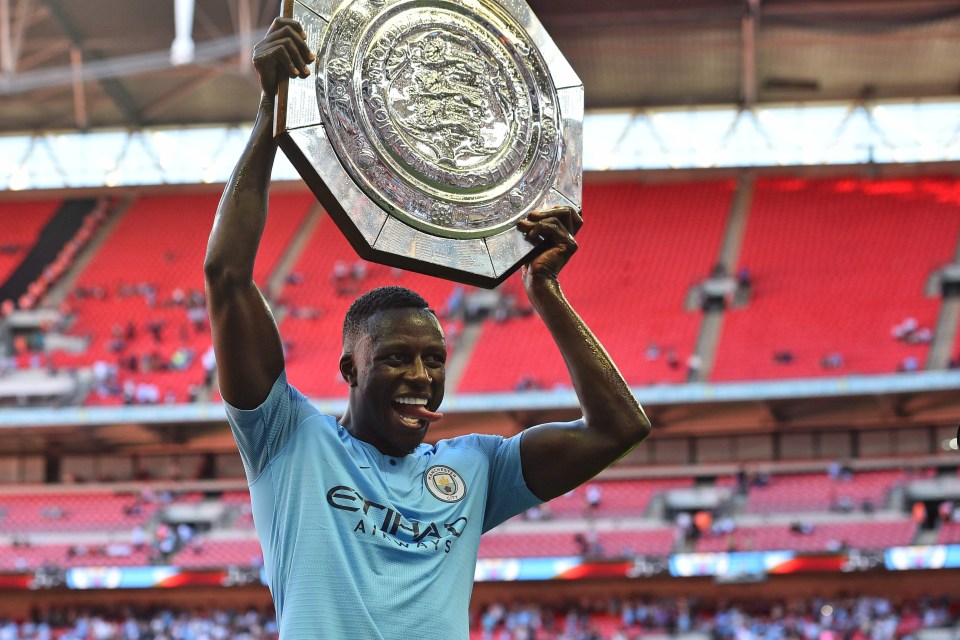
[204,7,651,638]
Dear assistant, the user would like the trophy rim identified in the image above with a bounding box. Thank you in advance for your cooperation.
[275,0,583,288]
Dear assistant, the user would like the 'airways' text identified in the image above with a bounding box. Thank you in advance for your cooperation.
[326,485,468,551]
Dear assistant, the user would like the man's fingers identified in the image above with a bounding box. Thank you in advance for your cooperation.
[527,206,583,236]
[259,23,314,74]
[277,37,309,75]
[267,17,305,35]
[520,218,577,253]
[256,43,301,78]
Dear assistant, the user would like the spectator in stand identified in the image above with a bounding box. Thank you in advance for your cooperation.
[585,483,602,515]
[773,349,795,364]
[444,285,466,320]
[892,317,918,341]
[331,259,350,295]
[131,525,146,551]
[202,345,217,388]
[821,352,844,370]
[350,259,368,283]
[645,342,661,361]
[686,354,702,382]
[898,356,919,373]
[665,348,679,371]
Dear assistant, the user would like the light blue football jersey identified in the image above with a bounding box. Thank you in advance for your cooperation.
[225,372,542,639]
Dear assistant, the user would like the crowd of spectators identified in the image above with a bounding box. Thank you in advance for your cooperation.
[0,596,954,640]
[0,607,277,640]
[474,595,958,640]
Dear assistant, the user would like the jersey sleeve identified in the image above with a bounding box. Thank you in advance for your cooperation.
[223,370,319,484]
[476,432,543,533]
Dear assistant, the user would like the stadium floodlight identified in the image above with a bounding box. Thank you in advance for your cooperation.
[171,0,196,66]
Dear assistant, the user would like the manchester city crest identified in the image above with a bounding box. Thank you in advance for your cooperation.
[425,465,466,503]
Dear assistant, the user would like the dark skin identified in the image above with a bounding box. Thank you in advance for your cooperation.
[205,19,651,501]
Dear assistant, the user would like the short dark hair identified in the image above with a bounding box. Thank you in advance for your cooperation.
[342,286,431,346]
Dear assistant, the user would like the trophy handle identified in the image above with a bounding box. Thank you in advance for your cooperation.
[273,0,297,137]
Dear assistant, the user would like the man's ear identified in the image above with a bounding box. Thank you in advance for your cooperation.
[339,353,358,387]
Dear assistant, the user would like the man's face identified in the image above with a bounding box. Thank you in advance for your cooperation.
[344,308,446,456]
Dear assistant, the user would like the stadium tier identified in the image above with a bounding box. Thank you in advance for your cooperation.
[2,462,951,572]
[0,491,159,533]
[55,193,312,404]
[544,478,693,519]
[744,469,907,514]
[458,181,735,392]
[694,519,917,553]
[939,520,960,545]
[0,542,152,571]
[171,538,264,568]
[2,177,957,402]
[477,528,675,559]
[712,178,960,381]
[0,199,60,285]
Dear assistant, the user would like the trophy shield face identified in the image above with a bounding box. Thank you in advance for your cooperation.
[275,0,583,288]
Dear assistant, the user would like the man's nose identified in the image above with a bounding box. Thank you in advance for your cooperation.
[406,357,431,382]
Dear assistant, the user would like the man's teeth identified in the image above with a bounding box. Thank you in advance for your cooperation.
[394,397,428,406]
[399,414,422,427]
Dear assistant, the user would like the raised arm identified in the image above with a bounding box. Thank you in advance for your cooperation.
[516,208,652,501]
[204,18,314,409]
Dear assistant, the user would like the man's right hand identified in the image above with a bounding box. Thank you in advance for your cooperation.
[253,17,315,99]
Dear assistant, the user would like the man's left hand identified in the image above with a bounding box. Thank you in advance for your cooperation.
[517,206,583,288]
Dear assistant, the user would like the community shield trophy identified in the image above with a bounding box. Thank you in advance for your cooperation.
[274,0,583,288]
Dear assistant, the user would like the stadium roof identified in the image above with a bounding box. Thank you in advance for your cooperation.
[1,0,960,133]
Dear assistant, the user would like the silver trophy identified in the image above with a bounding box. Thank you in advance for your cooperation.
[275,0,583,288]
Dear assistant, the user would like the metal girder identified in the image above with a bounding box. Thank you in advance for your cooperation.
[1,0,11,75]
[0,28,265,96]
[40,0,141,125]
[741,0,760,109]
[0,0,31,76]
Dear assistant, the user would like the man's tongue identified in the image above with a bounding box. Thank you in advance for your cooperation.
[394,402,443,423]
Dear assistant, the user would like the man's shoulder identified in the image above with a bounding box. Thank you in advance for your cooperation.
[428,433,508,459]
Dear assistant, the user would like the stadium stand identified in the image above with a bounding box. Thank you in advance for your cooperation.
[543,478,693,519]
[694,518,917,553]
[479,527,674,558]
[458,181,735,392]
[0,199,60,286]
[471,596,959,640]
[56,193,312,404]
[0,491,157,533]
[0,596,954,640]
[713,178,960,381]
[171,538,264,568]
[744,469,905,514]
[938,520,960,545]
[0,542,152,571]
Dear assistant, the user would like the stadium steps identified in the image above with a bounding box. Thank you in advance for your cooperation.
[441,320,483,391]
[913,527,939,546]
[264,203,323,300]
[688,174,755,382]
[41,195,134,310]
[717,173,755,271]
[0,198,99,305]
[926,297,960,370]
